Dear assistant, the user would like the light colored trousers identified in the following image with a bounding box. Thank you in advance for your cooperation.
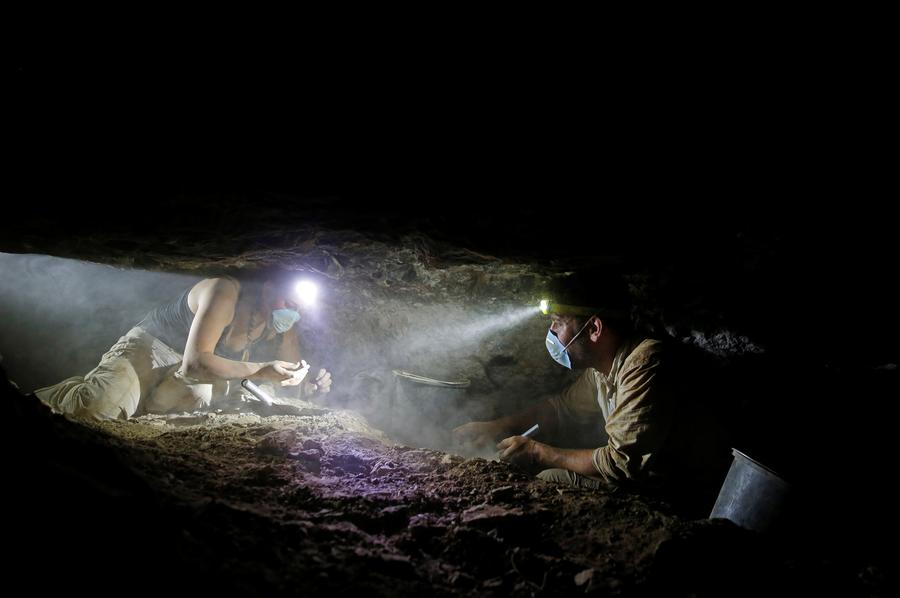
[537,468,606,489]
[34,327,216,420]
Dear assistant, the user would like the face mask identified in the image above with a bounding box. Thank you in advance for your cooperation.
[545,317,593,369]
[270,308,300,333]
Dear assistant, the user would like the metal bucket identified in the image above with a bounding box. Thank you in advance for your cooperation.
[709,448,791,533]
[389,370,470,448]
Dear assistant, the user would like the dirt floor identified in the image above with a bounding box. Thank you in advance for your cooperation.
[4,382,894,597]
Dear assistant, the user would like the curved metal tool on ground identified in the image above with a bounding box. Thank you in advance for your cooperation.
[391,370,470,389]
[240,379,274,406]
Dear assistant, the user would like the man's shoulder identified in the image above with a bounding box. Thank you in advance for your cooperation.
[622,337,667,369]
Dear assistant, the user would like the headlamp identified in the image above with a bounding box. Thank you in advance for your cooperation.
[538,299,598,316]
[294,279,319,307]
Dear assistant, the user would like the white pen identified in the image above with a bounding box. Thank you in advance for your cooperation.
[521,424,539,438]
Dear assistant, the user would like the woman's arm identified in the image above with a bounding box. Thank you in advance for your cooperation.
[276,324,302,363]
[179,278,304,384]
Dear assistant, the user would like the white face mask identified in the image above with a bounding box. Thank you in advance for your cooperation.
[270,308,300,333]
[545,317,593,369]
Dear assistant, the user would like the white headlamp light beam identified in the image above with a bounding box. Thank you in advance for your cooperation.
[294,280,319,307]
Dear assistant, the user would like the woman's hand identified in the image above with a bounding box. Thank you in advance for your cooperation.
[303,368,333,396]
[256,360,310,386]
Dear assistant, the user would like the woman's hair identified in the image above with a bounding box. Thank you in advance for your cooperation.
[230,266,297,289]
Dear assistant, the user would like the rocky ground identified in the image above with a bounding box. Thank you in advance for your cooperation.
[5,375,893,598]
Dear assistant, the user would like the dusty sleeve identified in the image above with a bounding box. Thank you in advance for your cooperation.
[591,346,674,483]
[547,369,601,433]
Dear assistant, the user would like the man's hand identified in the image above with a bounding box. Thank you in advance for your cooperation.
[303,368,333,397]
[452,421,506,450]
[497,436,541,470]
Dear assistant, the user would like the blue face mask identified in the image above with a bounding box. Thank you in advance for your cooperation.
[545,318,593,369]
[271,308,301,333]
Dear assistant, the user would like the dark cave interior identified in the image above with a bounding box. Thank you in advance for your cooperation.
[2,185,897,597]
[3,47,898,596]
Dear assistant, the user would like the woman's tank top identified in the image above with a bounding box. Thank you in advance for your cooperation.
[136,283,278,360]
[136,288,194,352]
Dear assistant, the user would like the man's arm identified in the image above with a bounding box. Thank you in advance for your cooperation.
[591,345,674,483]
[499,348,673,482]
[494,399,560,438]
[454,368,598,447]
[452,398,560,447]
[496,369,599,474]
[497,439,598,476]
[539,446,597,475]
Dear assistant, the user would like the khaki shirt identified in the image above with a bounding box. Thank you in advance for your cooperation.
[548,337,721,486]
